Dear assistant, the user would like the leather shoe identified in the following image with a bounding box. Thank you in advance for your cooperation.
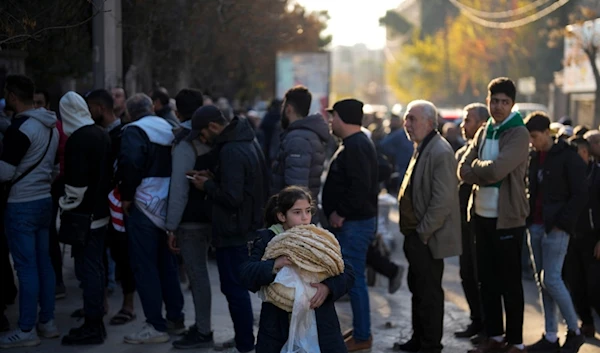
[455,322,483,338]
[393,337,420,352]
[345,336,372,352]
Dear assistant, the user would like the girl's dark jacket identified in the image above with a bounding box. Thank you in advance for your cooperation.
[240,228,355,353]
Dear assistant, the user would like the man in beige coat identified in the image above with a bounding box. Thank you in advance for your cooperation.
[394,100,461,353]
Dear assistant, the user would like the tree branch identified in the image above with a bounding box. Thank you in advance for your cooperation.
[0,7,109,46]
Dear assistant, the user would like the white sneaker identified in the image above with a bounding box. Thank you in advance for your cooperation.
[37,320,60,338]
[124,324,170,344]
[0,328,41,348]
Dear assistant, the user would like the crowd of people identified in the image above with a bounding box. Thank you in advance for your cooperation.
[0,74,598,353]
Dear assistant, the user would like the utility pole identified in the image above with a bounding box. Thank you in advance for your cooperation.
[92,0,123,89]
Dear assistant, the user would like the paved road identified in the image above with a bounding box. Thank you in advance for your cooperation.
[3,209,600,352]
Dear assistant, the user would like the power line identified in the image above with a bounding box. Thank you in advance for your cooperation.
[449,0,571,29]
[449,0,553,19]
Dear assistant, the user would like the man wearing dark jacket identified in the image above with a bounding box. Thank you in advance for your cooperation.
[525,112,587,353]
[188,106,268,353]
[455,103,488,340]
[322,99,378,352]
[271,86,329,204]
[152,89,180,128]
[564,135,600,338]
[85,89,137,326]
[119,94,185,344]
[58,91,112,345]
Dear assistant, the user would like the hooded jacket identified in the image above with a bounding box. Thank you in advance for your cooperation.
[0,107,59,203]
[165,120,213,231]
[58,91,112,229]
[270,113,329,199]
[204,117,269,248]
[119,115,174,230]
[527,138,588,235]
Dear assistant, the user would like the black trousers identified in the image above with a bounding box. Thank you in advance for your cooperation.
[404,232,444,352]
[473,215,524,344]
[564,232,600,327]
[459,219,482,325]
[104,225,136,295]
[367,241,399,279]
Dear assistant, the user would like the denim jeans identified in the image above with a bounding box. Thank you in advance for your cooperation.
[178,226,212,334]
[216,245,255,352]
[528,224,579,333]
[333,217,376,341]
[126,206,184,332]
[5,197,55,331]
[73,226,107,320]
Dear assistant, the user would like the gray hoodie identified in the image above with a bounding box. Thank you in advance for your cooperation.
[0,108,59,203]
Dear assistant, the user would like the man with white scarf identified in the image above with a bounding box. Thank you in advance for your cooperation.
[58,91,112,346]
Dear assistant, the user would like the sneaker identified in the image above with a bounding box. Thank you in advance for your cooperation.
[124,324,170,344]
[61,322,104,346]
[561,331,585,353]
[389,264,405,294]
[55,283,66,300]
[0,328,41,348]
[214,337,236,351]
[0,314,9,332]
[526,336,559,352]
[173,325,214,349]
[37,320,60,338]
[167,318,186,336]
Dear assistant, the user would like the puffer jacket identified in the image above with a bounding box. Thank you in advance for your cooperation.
[271,114,329,199]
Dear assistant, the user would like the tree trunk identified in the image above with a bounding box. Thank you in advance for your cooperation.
[585,48,600,126]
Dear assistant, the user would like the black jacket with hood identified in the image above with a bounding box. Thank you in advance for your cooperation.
[527,138,588,235]
[204,117,269,248]
[240,228,355,353]
[271,113,329,199]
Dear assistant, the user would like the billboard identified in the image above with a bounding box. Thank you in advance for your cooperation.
[563,18,600,93]
[276,52,331,116]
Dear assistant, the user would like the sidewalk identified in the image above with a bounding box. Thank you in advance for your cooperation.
[3,210,600,352]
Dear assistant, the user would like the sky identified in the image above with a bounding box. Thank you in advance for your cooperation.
[296,0,403,49]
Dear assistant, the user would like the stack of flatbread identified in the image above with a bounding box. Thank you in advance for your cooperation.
[261,224,344,312]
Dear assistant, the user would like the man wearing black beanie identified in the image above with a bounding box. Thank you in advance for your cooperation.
[322,98,379,352]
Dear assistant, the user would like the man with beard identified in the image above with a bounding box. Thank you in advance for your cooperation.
[188,105,268,353]
[58,91,112,345]
[85,89,137,327]
[0,75,59,348]
[271,86,329,213]
[111,87,127,123]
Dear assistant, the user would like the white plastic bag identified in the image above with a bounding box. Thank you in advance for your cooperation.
[273,266,321,353]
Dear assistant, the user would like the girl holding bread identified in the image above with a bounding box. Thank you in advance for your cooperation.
[240,186,355,353]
